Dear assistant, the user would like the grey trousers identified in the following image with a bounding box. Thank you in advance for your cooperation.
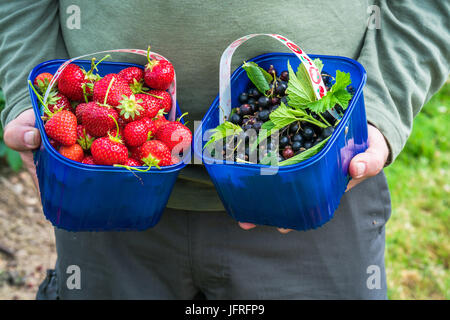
[36,172,391,300]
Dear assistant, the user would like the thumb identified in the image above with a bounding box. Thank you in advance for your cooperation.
[348,125,389,180]
[4,110,41,151]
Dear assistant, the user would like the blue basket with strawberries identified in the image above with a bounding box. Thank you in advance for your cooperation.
[193,34,368,231]
[28,48,192,231]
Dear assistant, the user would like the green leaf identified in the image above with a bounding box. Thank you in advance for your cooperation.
[242,61,271,95]
[204,121,243,149]
[279,136,331,166]
[285,60,316,108]
[5,148,22,172]
[313,58,324,73]
[306,70,352,113]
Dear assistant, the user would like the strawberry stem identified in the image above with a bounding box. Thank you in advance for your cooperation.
[103,77,115,106]
[28,80,53,117]
[108,114,121,141]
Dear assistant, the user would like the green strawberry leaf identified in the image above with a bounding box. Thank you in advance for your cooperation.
[242,61,271,96]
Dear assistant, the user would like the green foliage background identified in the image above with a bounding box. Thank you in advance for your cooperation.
[0,82,448,299]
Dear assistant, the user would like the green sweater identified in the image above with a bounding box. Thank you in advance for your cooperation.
[1,0,449,211]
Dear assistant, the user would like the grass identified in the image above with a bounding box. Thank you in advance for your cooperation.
[384,81,450,300]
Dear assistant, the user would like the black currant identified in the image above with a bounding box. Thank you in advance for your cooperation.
[321,126,335,139]
[289,121,299,134]
[292,141,303,151]
[239,104,252,116]
[248,88,261,98]
[302,126,315,140]
[292,134,303,143]
[279,136,289,148]
[230,113,241,125]
[257,96,270,108]
[282,147,294,159]
[275,81,287,95]
[238,92,248,104]
[257,109,270,122]
[303,141,313,149]
[279,71,289,82]
[247,97,257,105]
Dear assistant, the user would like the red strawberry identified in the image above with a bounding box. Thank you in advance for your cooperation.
[135,93,163,119]
[116,94,146,123]
[147,89,172,113]
[140,117,157,137]
[124,158,142,167]
[129,145,143,162]
[75,102,90,124]
[58,56,109,101]
[155,122,192,153]
[76,125,95,150]
[93,73,132,107]
[82,155,96,165]
[44,110,77,146]
[82,102,119,137]
[152,113,169,131]
[91,136,128,166]
[118,67,145,93]
[57,64,93,101]
[59,143,84,162]
[140,140,172,168]
[123,120,150,147]
[34,72,53,93]
[144,54,174,90]
[47,92,71,113]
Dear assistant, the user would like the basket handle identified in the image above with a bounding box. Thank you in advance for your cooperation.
[43,49,177,121]
[219,33,328,123]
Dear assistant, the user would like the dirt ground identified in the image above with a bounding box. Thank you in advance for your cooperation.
[0,168,56,300]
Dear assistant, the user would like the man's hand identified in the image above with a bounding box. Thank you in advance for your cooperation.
[238,124,390,233]
[3,109,41,190]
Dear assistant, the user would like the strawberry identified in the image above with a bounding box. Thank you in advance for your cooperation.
[152,113,169,131]
[47,92,71,113]
[82,102,119,137]
[129,145,144,162]
[140,117,157,136]
[59,143,84,162]
[135,93,163,118]
[82,155,96,165]
[34,72,53,93]
[123,120,151,147]
[118,67,144,85]
[76,125,95,150]
[58,56,109,101]
[118,67,146,94]
[91,136,128,166]
[147,89,172,113]
[144,48,174,90]
[93,73,132,107]
[140,140,172,168]
[116,94,146,123]
[75,102,90,124]
[155,121,192,153]
[124,158,142,167]
[44,110,77,146]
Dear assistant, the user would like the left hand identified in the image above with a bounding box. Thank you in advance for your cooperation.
[238,124,390,234]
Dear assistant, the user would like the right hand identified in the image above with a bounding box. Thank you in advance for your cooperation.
[3,109,41,191]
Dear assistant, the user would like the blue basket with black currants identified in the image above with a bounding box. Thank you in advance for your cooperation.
[193,34,368,231]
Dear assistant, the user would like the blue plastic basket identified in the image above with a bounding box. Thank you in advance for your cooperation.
[28,59,187,232]
[194,53,368,231]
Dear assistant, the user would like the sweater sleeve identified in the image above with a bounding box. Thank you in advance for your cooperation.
[357,0,450,163]
[0,0,68,127]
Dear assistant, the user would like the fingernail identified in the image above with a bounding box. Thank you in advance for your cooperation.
[24,130,37,148]
[355,162,366,178]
